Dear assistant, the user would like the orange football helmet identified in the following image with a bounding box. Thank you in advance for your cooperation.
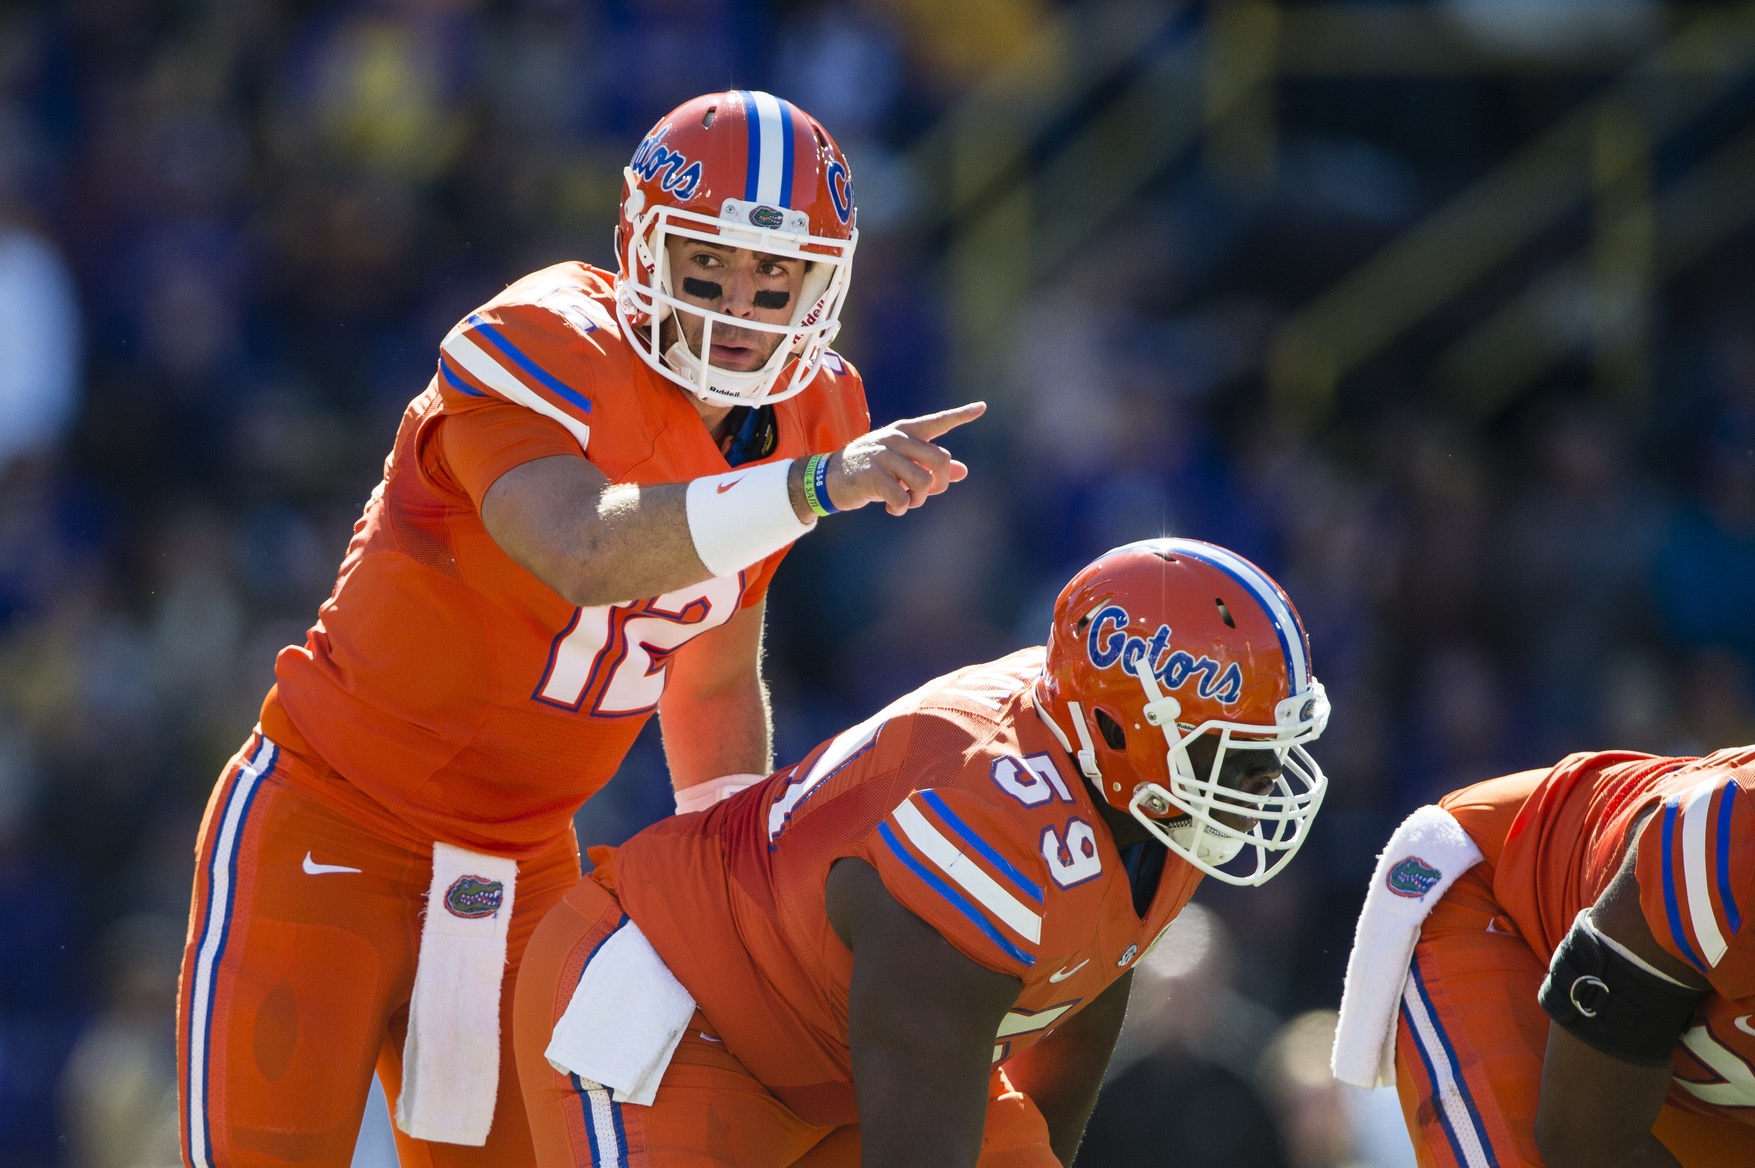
[1034,538,1329,885]
[614,90,858,408]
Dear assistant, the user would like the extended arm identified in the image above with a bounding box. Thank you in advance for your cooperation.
[659,596,771,791]
[999,970,1132,1166]
[1533,822,1709,1168]
[479,404,985,608]
[825,857,1023,1168]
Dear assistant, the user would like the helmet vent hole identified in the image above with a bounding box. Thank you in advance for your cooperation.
[812,124,829,148]
[702,106,717,128]
[1094,709,1127,751]
[1216,598,1236,628]
[1077,599,1113,635]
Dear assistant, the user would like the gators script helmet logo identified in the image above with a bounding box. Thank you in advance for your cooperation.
[1035,538,1330,886]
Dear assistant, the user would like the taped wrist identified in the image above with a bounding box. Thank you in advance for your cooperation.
[685,459,813,578]
[1538,910,1707,1066]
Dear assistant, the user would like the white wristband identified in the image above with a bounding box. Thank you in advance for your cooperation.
[674,773,766,814]
[685,459,813,578]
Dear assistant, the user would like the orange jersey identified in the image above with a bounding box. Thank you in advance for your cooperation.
[609,648,1204,1129]
[1484,748,1755,1121]
[265,262,869,857]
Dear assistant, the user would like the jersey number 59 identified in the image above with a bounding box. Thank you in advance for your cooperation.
[533,575,744,716]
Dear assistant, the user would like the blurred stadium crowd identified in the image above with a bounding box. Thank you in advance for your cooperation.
[2,0,1754,1165]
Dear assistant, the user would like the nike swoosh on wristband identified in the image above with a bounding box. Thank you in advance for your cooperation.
[302,852,362,876]
[1048,959,1088,983]
[716,477,747,494]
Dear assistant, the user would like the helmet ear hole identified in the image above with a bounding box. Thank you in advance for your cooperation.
[1094,708,1127,751]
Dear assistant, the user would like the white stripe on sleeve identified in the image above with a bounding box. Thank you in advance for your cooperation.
[440,328,592,451]
[892,798,1042,944]
[1680,782,1729,967]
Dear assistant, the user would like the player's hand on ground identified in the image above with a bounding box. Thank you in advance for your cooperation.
[824,402,986,516]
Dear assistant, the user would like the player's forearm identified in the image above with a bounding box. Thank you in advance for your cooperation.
[484,458,815,609]
[852,1046,992,1168]
[1000,971,1131,1166]
[659,671,772,789]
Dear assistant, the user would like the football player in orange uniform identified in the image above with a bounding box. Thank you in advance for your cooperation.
[177,91,985,1168]
[1335,753,1755,1167]
[512,538,1333,1168]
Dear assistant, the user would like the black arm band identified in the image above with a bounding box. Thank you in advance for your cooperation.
[1538,911,1708,1067]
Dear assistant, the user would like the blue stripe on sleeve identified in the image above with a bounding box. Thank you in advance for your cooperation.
[438,354,486,397]
[917,788,1044,905]
[1661,797,1709,972]
[467,316,593,414]
[878,821,1035,968]
[1718,782,1741,934]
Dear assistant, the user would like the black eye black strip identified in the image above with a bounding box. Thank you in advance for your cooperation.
[682,277,722,299]
[753,290,790,310]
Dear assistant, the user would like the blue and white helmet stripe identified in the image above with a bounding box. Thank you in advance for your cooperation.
[1155,538,1309,694]
[739,90,796,207]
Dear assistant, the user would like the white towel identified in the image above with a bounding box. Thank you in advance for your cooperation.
[396,842,519,1145]
[1331,805,1484,1089]
[545,916,697,1107]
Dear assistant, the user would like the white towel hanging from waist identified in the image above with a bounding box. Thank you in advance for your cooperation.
[397,842,518,1145]
[1331,804,1484,1089]
[545,915,697,1107]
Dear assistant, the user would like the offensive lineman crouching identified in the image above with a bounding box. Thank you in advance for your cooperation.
[512,539,1332,1168]
[1332,752,1755,1166]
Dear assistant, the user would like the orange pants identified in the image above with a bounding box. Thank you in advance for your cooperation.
[176,731,580,1167]
[514,876,1060,1168]
[1394,773,1755,1167]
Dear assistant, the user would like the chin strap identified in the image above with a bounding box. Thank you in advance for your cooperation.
[1063,700,1104,782]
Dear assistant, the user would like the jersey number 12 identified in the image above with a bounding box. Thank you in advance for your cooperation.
[533,576,744,716]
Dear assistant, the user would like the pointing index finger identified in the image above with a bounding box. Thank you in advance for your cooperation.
[892,401,987,441]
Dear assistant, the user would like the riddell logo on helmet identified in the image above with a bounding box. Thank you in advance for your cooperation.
[630,131,704,200]
[1086,604,1243,704]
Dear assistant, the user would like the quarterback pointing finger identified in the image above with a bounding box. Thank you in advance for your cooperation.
[177,90,980,1168]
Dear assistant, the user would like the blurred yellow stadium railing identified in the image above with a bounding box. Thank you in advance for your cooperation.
[1265,4,1755,422]
[902,1,1204,386]
[915,1,1755,415]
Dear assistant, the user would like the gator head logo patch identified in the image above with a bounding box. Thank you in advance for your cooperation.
[444,875,505,919]
[1116,943,1140,968]
[1386,856,1442,899]
[748,204,786,228]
